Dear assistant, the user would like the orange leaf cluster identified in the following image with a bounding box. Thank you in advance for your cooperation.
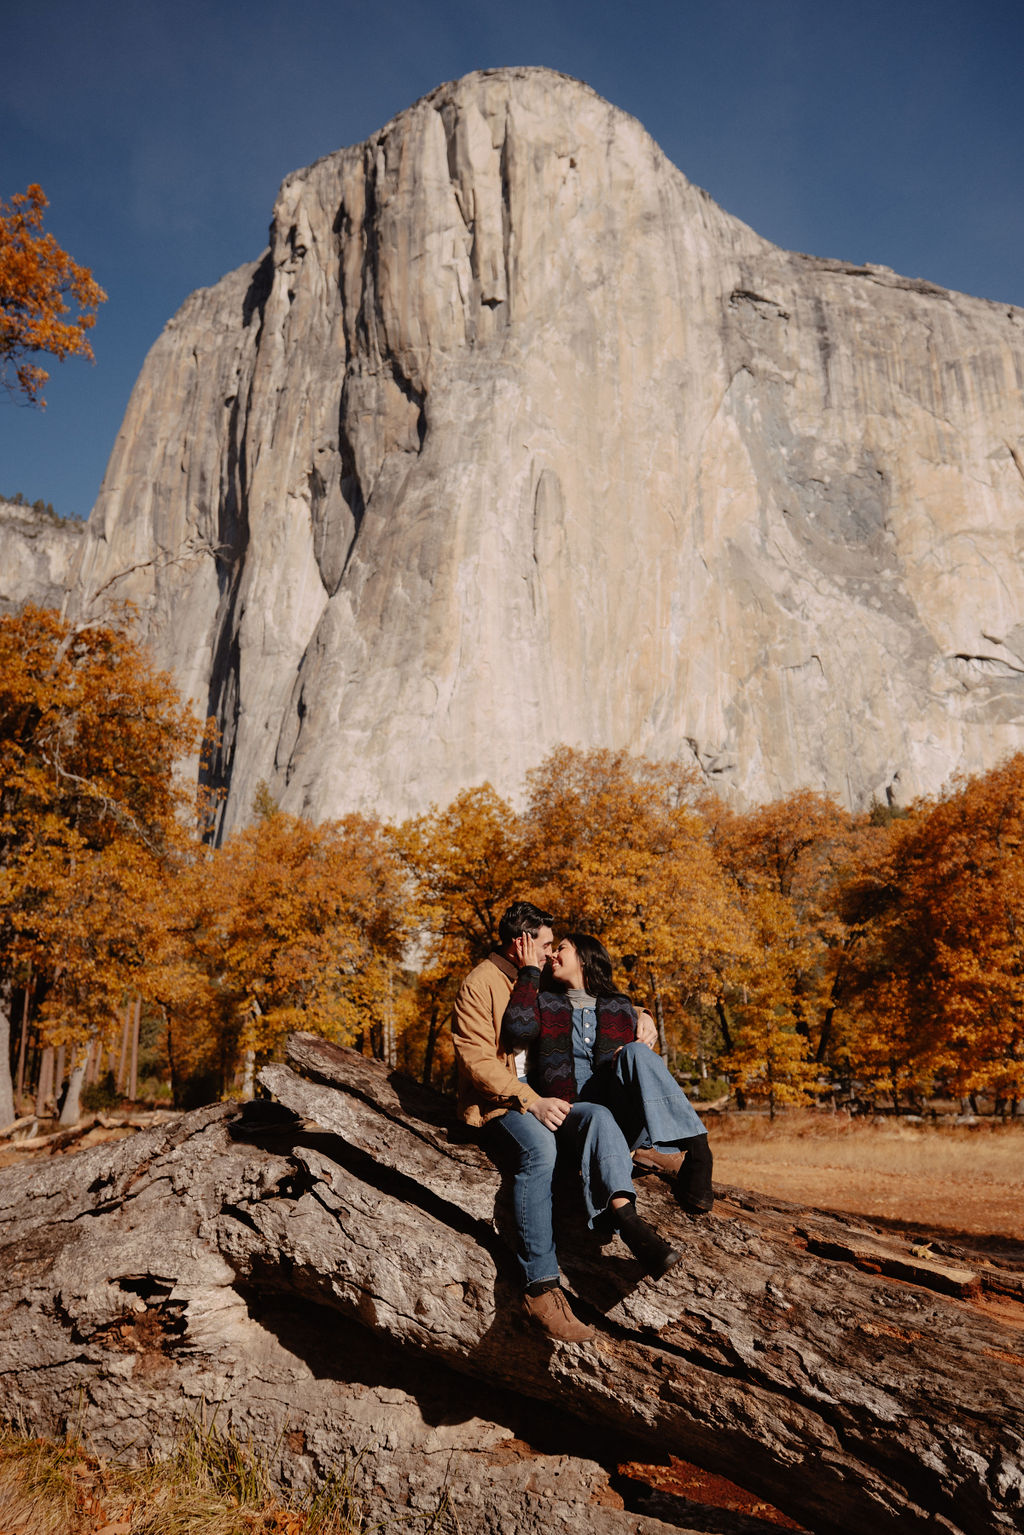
[0,184,106,405]
[161,801,413,1088]
[0,605,203,1060]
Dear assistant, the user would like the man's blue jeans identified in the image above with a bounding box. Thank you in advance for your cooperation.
[482,1108,559,1286]
[483,1043,707,1281]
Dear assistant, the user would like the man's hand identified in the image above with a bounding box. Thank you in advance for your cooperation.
[528,1096,572,1131]
[636,1010,658,1049]
[512,932,541,969]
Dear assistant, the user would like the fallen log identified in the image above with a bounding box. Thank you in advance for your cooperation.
[0,1114,37,1140]
[0,1032,1020,1535]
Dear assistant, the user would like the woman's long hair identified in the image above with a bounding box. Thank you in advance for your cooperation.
[561,932,629,999]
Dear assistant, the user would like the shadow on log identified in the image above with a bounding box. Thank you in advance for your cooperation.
[1,1031,1021,1534]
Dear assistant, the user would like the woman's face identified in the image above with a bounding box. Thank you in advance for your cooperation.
[550,939,584,989]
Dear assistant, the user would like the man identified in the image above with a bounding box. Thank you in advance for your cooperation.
[451,900,594,1341]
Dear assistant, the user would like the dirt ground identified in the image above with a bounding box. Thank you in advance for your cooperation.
[710,1110,1024,1247]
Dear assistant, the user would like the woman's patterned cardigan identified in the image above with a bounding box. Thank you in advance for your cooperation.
[501,965,638,1101]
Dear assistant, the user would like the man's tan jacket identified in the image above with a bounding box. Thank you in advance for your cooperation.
[452,952,541,1126]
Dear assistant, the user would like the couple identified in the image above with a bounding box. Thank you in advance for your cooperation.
[452,901,714,1342]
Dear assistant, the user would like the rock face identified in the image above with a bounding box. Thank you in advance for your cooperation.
[0,499,84,617]
[76,67,1024,831]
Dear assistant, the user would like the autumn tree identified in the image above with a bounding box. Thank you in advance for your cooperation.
[522,748,748,1058]
[166,801,413,1099]
[701,790,868,1107]
[396,785,529,1084]
[0,185,106,406]
[0,606,204,1124]
[841,756,1024,1112]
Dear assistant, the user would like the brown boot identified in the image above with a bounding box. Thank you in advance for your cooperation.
[632,1147,684,1175]
[522,1286,594,1342]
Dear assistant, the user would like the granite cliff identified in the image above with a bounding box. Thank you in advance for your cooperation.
[74,67,1024,830]
[0,499,84,617]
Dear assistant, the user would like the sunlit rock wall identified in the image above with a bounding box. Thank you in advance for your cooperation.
[76,67,1024,831]
[0,500,84,617]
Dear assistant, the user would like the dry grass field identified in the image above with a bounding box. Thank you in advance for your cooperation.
[711,1111,1024,1246]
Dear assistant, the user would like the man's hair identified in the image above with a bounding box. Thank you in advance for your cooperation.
[498,901,554,947]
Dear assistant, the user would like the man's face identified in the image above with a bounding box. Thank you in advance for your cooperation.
[533,925,554,966]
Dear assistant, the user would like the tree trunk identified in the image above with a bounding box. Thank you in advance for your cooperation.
[58,1044,89,1125]
[647,966,668,1057]
[85,1034,99,1086]
[714,997,734,1053]
[128,995,141,1100]
[34,1044,55,1117]
[15,974,31,1100]
[116,1002,131,1093]
[816,1002,836,1064]
[0,1031,1020,1535]
[0,981,16,1129]
[53,1044,66,1112]
[421,1001,441,1086]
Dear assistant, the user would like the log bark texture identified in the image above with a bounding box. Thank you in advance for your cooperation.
[1,1032,1021,1535]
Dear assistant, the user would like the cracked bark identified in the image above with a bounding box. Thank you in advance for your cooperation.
[1,1032,1021,1535]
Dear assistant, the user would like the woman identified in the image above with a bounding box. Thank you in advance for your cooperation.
[503,931,714,1280]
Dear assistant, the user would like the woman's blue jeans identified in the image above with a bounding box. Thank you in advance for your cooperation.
[484,1043,707,1283]
[568,1040,708,1224]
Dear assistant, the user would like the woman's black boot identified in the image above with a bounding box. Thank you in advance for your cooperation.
[613,1202,680,1280]
[676,1134,714,1214]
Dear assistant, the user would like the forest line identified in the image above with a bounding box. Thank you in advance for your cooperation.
[3,604,1023,1124]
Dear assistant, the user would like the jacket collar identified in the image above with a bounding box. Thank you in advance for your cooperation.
[488,951,518,982]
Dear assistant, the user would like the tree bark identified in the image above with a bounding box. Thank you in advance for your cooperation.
[0,980,16,1129]
[15,974,31,1099]
[128,995,141,1100]
[0,1031,1020,1535]
[58,1043,90,1125]
[34,1043,54,1117]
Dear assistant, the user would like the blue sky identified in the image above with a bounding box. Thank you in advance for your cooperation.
[2,0,1022,520]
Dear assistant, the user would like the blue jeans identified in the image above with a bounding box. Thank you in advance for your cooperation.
[483,1045,707,1277]
[562,1042,708,1226]
[483,1109,559,1286]
[483,1106,631,1281]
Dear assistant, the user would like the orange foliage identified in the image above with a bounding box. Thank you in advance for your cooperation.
[843,756,1024,1106]
[522,748,747,1054]
[397,783,529,970]
[5,611,1022,1118]
[164,803,412,1093]
[0,606,204,1072]
[0,185,106,406]
[395,784,529,1086]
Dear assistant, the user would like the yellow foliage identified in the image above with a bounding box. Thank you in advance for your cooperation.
[0,185,106,405]
[164,809,412,1089]
[0,606,204,1060]
[522,748,749,1051]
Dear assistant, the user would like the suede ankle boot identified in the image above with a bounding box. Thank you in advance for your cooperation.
[522,1282,594,1342]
